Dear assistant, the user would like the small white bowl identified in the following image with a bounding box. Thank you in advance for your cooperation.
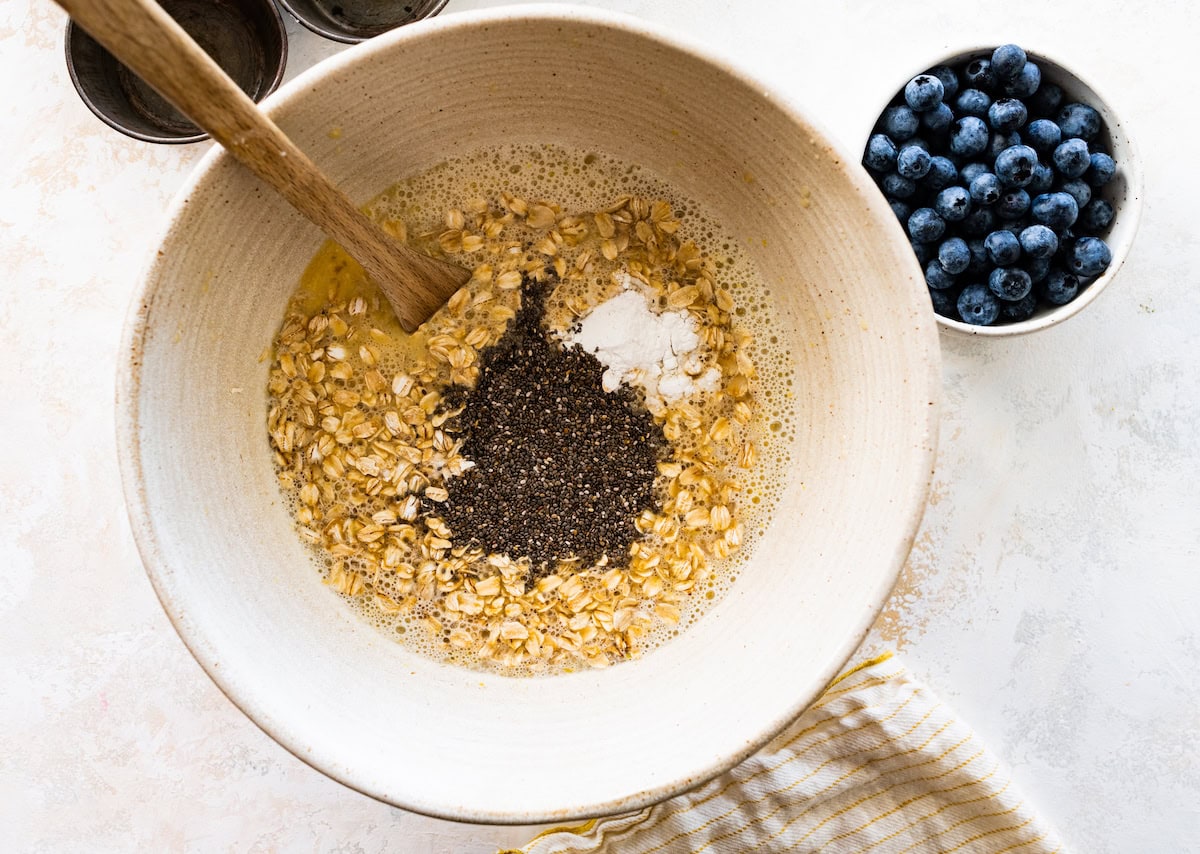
[873,47,1144,337]
[117,5,940,823]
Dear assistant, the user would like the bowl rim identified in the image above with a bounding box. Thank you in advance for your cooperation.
[115,3,941,824]
[874,45,1145,337]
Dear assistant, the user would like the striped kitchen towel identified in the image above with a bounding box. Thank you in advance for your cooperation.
[510,653,1063,853]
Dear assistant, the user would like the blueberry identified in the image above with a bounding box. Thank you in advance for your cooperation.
[1028,162,1055,194]
[1025,119,1062,153]
[1058,178,1092,209]
[997,189,1032,219]
[921,102,955,134]
[908,207,946,242]
[995,144,1039,187]
[958,283,1001,325]
[927,65,960,99]
[989,132,1022,159]
[992,44,1027,80]
[889,199,913,222]
[961,207,997,237]
[950,117,990,157]
[1069,236,1112,277]
[934,186,972,222]
[882,172,918,199]
[1025,255,1052,283]
[1087,152,1116,187]
[881,105,921,141]
[970,172,1003,205]
[938,237,971,274]
[1003,62,1041,98]
[960,161,990,184]
[905,74,945,112]
[1079,198,1114,231]
[966,238,990,275]
[1053,138,1091,178]
[1042,269,1080,305]
[955,88,992,118]
[1031,191,1079,229]
[988,98,1028,132]
[929,287,960,318]
[964,58,997,92]
[911,240,936,267]
[1004,218,1031,236]
[1019,224,1059,258]
[1028,81,1064,117]
[897,144,933,180]
[924,156,959,190]
[984,229,1022,265]
[1057,103,1101,141]
[1000,290,1039,321]
[988,266,1033,300]
[863,133,898,171]
[926,259,958,290]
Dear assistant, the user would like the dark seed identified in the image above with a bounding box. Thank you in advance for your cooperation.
[440,277,665,577]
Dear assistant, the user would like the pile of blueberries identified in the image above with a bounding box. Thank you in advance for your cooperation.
[863,44,1117,325]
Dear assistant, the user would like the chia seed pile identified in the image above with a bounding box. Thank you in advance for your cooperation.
[441,278,665,574]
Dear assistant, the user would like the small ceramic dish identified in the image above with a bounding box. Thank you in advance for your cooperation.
[869,47,1144,336]
[275,0,447,43]
[65,0,287,144]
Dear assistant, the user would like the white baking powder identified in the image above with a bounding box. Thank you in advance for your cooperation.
[563,274,720,409]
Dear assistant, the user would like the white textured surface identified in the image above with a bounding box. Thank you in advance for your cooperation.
[1,0,1197,851]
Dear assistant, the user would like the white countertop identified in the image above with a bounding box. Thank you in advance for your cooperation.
[3,0,1198,850]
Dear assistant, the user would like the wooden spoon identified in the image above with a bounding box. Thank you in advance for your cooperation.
[56,0,470,332]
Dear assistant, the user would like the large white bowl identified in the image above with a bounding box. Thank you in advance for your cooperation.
[117,5,940,824]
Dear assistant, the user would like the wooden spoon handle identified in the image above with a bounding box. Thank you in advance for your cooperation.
[56,0,468,331]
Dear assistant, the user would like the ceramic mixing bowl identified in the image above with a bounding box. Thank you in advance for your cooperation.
[117,5,940,823]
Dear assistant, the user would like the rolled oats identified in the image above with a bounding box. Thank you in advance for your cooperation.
[268,180,763,673]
